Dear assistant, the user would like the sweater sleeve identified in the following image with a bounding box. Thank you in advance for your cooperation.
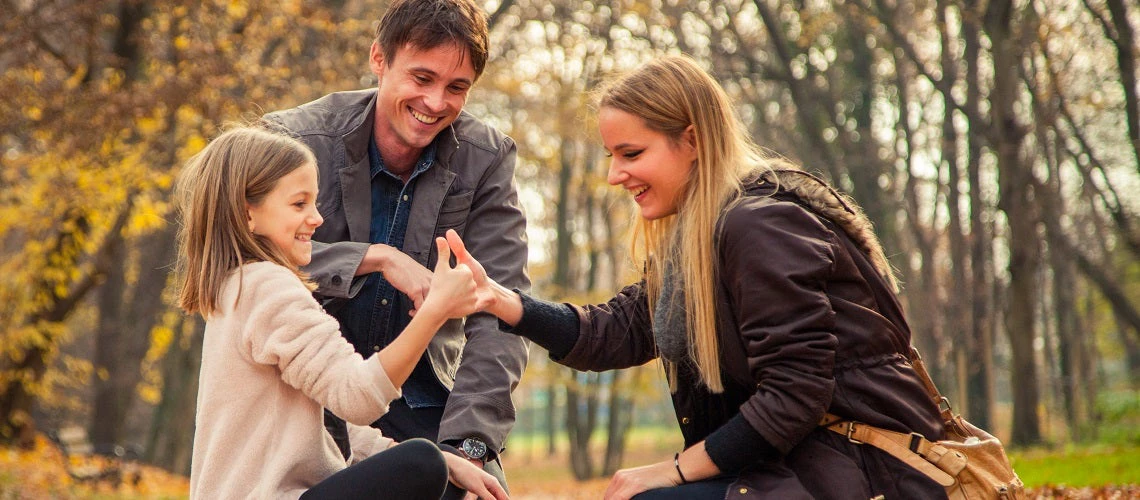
[703,413,779,473]
[499,291,580,359]
[346,422,395,464]
[721,200,840,454]
[237,263,401,426]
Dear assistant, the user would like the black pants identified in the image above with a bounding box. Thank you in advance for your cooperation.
[632,477,735,499]
[302,438,448,500]
[326,399,509,500]
[375,399,508,500]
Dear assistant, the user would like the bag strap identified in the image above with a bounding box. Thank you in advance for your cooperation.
[907,346,956,422]
[820,413,967,486]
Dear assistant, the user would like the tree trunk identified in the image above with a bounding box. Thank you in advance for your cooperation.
[546,376,557,457]
[964,0,995,431]
[554,140,575,291]
[565,371,599,480]
[938,0,971,408]
[844,21,894,247]
[1115,314,1140,389]
[1103,0,1140,176]
[1041,144,1084,441]
[893,59,945,389]
[92,224,178,447]
[986,0,1042,446]
[145,315,203,475]
[602,371,632,475]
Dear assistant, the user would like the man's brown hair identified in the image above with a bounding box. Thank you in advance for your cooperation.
[375,0,489,78]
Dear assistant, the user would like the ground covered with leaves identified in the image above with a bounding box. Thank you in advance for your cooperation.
[0,435,187,499]
[0,434,1137,499]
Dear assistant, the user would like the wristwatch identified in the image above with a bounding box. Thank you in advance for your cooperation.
[460,437,489,461]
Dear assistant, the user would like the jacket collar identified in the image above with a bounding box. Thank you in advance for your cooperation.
[342,92,377,167]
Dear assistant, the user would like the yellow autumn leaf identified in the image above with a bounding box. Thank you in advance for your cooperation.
[227,0,248,19]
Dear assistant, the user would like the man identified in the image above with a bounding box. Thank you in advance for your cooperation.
[263,0,529,493]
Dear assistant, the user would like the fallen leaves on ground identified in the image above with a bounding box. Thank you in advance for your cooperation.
[1,435,1137,499]
[0,434,188,499]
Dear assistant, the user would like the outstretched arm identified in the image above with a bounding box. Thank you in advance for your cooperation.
[446,230,656,371]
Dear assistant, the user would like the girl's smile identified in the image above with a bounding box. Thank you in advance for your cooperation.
[246,162,323,266]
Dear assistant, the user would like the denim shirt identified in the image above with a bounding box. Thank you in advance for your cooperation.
[333,137,450,408]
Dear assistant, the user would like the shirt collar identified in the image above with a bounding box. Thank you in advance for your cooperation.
[368,136,437,180]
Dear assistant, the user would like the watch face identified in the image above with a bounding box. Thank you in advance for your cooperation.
[462,438,488,459]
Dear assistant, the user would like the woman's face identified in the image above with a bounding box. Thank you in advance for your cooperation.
[600,107,696,220]
[246,162,323,266]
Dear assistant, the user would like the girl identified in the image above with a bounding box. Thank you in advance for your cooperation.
[454,55,948,499]
[175,126,507,500]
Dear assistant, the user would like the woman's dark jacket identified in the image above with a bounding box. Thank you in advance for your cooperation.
[550,181,947,499]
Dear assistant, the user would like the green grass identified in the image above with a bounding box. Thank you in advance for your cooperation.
[1010,444,1140,487]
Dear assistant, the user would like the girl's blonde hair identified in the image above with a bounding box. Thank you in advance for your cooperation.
[175,126,318,317]
[598,55,895,393]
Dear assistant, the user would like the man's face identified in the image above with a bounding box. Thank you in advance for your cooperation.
[370,41,476,159]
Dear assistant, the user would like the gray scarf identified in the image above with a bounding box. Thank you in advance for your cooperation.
[653,256,689,363]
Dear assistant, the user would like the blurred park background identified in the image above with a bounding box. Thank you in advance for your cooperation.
[2,0,1140,497]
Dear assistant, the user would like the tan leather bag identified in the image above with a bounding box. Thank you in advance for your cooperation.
[820,348,1025,499]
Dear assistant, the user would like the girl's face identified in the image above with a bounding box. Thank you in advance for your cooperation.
[600,107,696,220]
[247,162,323,266]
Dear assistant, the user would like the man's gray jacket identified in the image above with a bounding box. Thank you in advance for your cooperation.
[264,89,530,455]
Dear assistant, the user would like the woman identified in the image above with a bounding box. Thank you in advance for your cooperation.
[456,55,947,499]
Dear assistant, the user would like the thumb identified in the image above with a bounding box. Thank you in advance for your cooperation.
[446,229,469,262]
[434,236,452,272]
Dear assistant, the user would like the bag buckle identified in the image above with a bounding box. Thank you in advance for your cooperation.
[846,422,863,445]
[938,397,953,413]
[908,432,925,454]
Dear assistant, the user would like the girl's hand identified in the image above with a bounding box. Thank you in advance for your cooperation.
[419,236,479,320]
[603,460,681,500]
[443,452,510,500]
[444,229,523,326]
[444,229,495,310]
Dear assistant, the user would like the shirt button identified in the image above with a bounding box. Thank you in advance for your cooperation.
[681,417,690,424]
[402,194,409,201]
[331,275,342,286]
[381,298,389,306]
[738,487,748,494]
[373,345,380,352]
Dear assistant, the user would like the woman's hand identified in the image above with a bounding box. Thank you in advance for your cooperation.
[603,460,681,500]
[418,236,479,320]
[444,229,524,325]
[443,452,510,500]
[444,229,493,307]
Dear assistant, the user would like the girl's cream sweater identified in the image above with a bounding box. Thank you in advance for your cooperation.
[190,261,400,499]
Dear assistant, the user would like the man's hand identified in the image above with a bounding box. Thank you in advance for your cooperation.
[443,452,509,500]
[602,460,681,500]
[363,243,432,312]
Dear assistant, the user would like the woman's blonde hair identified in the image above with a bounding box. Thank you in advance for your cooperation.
[175,126,318,317]
[598,54,895,393]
